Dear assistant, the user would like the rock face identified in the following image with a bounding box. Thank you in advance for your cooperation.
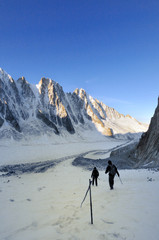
[0,68,148,140]
[108,97,159,168]
[134,97,159,167]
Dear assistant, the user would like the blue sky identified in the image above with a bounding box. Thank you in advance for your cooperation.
[0,0,159,123]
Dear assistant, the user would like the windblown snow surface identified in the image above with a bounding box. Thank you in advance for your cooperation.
[0,134,159,240]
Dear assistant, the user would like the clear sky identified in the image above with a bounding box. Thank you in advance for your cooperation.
[0,0,159,123]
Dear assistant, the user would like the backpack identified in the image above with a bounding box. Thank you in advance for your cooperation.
[110,165,116,176]
[93,169,99,178]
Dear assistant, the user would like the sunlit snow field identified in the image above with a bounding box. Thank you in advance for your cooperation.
[0,136,159,240]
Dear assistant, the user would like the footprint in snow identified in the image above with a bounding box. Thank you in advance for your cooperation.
[26,198,31,202]
[38,186,46,191]
[147,177,155,182]
[102,219,114,224]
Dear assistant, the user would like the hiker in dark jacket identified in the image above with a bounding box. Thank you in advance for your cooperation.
[105,160,119,190]
[91,167,99,186]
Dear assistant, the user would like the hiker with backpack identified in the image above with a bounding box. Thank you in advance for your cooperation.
[105,160,120,190]
[91,167,99,186]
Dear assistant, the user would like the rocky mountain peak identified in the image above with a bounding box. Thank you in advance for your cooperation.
[74,88,79,95]
[17,76,26,82]
[0,68,5,77]
[79,88,87,99]
[0,69,148,140]
[17,77,35,100]
[38,77,50,92]
[0,68,14,83]
[74,88,87,100]
[125,114,132,119]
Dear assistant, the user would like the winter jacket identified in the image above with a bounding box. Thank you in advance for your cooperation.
[91,168,99,178]
[105,164,119,177]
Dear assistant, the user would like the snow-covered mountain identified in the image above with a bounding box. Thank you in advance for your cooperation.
[0,68,148,140]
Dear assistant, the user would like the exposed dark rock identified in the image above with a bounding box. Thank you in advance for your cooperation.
[77,113,84,124]
[50,114,57,125]
[66,105,78,124]
[108,142,139,168]
[134,97,159,167]
[57,115,62,126]
[5,105,21,132]
[0,116,4,127]
[0,99,5,115]
[61,116,75,134]
[106,98,159,168]
[36,110,59,134]
[72,156,107,171]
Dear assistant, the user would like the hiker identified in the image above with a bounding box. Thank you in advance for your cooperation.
[105,160,119,190]
[91,167,99,186]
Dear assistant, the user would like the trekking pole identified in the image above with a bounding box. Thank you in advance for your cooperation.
[119,176,123,184]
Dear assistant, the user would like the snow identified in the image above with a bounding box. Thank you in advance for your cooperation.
[0,137,159,240]
[0,129,126,166]
[105,117,148,135]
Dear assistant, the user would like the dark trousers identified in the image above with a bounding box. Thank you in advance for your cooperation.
[109,174,115,189]
[92,177,98,186]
